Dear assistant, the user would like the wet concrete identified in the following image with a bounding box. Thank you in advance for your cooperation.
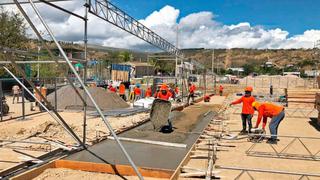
[65,106,217,170]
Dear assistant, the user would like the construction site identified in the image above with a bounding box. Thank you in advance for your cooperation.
[0,0,320,180]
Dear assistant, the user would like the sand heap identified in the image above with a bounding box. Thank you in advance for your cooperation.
[47,85,129,110]
[239,75,306,88]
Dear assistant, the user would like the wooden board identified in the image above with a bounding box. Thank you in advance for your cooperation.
[11,160,174,180]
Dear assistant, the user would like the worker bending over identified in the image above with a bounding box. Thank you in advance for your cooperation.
[156,84,172,101]
[230,86,255,134]
[187,83,196,105]
[252,102,285,144]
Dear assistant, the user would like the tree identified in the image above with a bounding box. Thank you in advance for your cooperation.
[118,51,132,62]
[0,7,27,49]
[0,8,27,77]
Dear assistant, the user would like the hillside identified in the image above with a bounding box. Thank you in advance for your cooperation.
[181,48,318,70]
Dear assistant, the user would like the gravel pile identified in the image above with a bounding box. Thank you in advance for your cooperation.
[47,85,129,110]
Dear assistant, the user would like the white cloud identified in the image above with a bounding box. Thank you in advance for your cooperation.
[3,3,320,50]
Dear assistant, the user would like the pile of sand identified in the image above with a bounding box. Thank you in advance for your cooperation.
[47,85,129,110]
[239,75,307,88]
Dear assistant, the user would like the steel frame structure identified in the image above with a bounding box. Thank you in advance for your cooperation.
[216,165,320,180]
[246,134,320,161]
[89,0,181,57]
[0,0,144,179]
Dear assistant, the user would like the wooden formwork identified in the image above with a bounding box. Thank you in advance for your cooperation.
[11,160,174,180]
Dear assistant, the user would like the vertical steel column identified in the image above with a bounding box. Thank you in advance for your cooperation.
[83,0,89,146]
[21,79,25,120]
[0,80,3,121]
[27,1,143,178]
[54,77,57,111]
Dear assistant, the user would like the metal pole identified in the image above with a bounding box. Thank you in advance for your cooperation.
[0,80,3,121]
[83,0,89,146]
[21,79,25,120]
[54,77,57,111]
[27,1,143,178]
[3,66,81,145]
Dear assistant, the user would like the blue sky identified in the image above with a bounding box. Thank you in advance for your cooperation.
[112,0,320,37]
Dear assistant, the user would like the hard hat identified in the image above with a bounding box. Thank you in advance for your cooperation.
[160,83,168,90]
[245,86,253,92]
[252,101,260,108]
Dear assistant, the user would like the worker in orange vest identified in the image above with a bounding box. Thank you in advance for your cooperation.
[134,84,141,101]
[187,83,196,105]
[230,86,255,134]
[118,83,126,101]
[252,101,285,144]
[156,84,172,101]
[219,85,224,96]
[145,87,152,98]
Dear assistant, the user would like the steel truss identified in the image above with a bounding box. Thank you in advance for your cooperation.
[89,0,181,56]
[0,0,68,5]
[246,134,320,161]
[216,165,320,180]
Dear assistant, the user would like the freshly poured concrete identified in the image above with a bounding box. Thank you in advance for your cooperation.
[66,103,221,170]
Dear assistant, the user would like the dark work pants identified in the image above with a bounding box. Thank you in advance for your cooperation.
[187,93,195,104]
[241,113,253,132]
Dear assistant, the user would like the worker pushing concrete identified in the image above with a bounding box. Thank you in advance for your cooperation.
[230,86,255,134]
[156,84,172,101]
[252,101,285,144]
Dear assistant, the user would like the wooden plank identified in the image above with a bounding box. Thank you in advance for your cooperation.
[54,160,173,178]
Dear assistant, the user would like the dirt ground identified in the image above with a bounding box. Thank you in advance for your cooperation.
[33,168,161,180]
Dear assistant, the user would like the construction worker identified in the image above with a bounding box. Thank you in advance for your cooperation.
[219,85,224,96]
[12,85,21,104]
[109,85,117,93]
[156,84,172,101]
[230,86,255,134]
[134,84,141,101]
[145,87,152,97]
[187,83,196,105]
[119,83,126,100]
[128,83,135,101]
[252,101,285,144]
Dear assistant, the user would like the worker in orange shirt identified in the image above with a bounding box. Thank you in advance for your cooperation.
[145,87,152,98]
[219,85,224,96]
[118,83,126,101]
[156,84,172,101]
[187,83,196,105]
[134,84,141,101]
[252,101,285,144]
[230,86,255,134]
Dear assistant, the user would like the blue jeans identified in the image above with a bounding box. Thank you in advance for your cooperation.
[269,110,285,140]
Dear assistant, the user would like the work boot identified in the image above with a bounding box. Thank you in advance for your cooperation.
[266,138,277,144]
[239,130,247,135]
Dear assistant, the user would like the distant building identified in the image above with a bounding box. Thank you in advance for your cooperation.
[227,67,244,73]
[283,72,300,77]
[121,61,155,78]
[304,70,320,77]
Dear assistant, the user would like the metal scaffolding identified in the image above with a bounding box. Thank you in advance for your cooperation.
[216,165,320,180]
[89,0,181,57]
[246,134,320,161]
